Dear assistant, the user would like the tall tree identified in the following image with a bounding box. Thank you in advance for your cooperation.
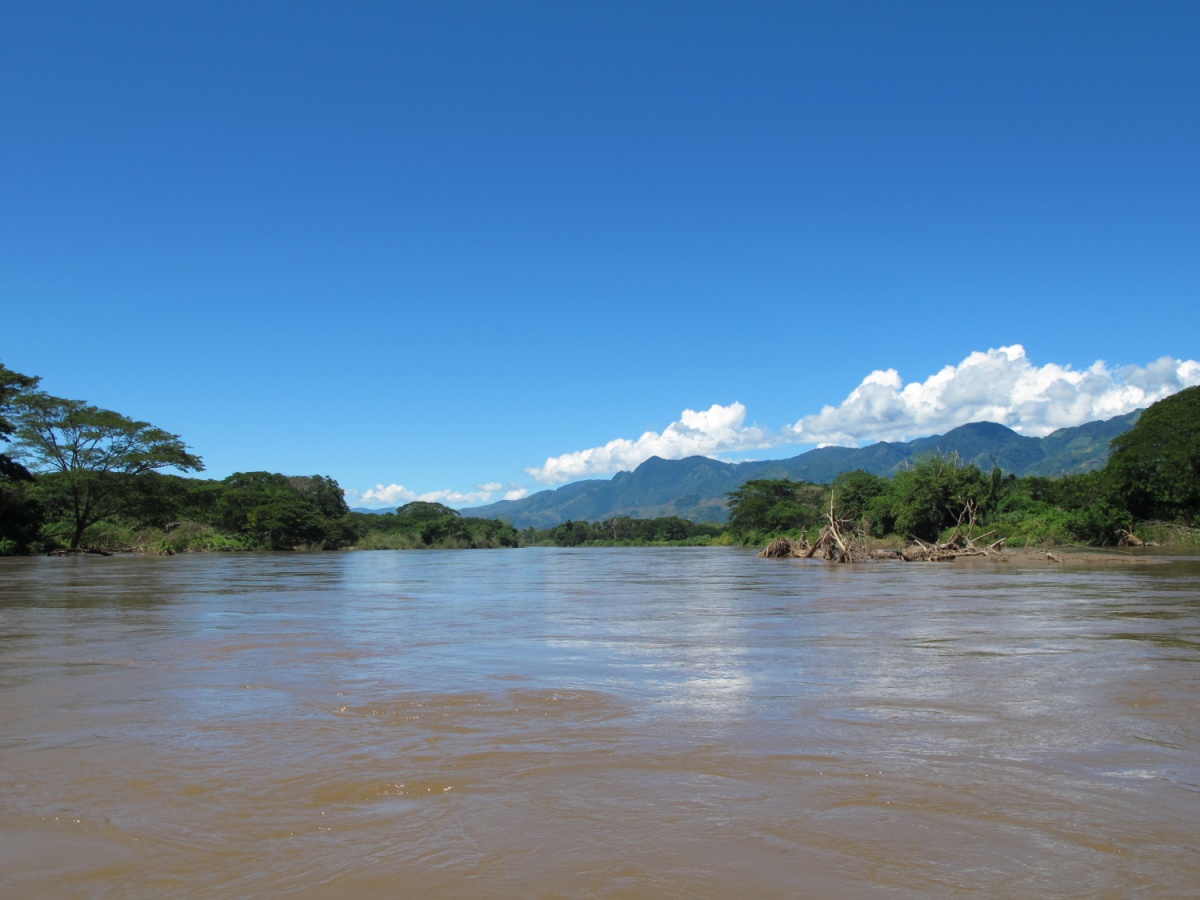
[875,453,988,541]
[1106,385,1200,524]
[0,361,39,479]
[726,479,825,536]
[0,362,43,550]
[11,392,203,548]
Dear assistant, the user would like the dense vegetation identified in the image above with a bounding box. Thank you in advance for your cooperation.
[0,362,520,554]
[521,516,727,547]
[723,385,1200,548]
[350,502,521,550]
[1,360,1196,554]
[461,414,1140,527]
[490,389,1198,549]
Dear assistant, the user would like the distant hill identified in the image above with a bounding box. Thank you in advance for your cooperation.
[460,412,1140,528]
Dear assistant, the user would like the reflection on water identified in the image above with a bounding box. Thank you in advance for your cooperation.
[1,548,1198,897]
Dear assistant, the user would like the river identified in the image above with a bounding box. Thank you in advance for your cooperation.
[1,547,1198,898]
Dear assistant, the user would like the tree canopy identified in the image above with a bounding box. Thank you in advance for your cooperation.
[726,479,825,537]
[11,392,204,547]
[0,362,43,551]
[0,361,39,481]
[1106,385,1200,524]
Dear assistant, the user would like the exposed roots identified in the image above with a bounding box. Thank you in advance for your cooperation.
[759,498,1010,564]
[757,496,872,563]
[897,501,1007,562]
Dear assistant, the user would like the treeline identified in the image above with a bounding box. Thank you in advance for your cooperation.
[29,471,358,553]
[0,361,522,554]
[353,502,520,550]
[2,359,1196,554]
[1,467,523,555]
[727,385,1200,547]
[726,465,1117,547]
[520,516,727,547]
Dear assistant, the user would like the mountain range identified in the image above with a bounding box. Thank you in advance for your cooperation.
[451,412,1140,529]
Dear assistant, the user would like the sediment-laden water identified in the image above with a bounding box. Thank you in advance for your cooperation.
[1,548,1198,898]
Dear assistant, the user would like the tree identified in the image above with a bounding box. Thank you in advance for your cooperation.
[0,362,39,480]
[875,453,988,542]
[1105,385,1200,524]
[726,479,825,537]
[11,392,203,548]
[831,469,887,522]
[395,501,460,521]
[0,362,44,551]
[213,471,357,550]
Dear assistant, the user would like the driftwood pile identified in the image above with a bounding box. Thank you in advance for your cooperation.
[758,498,872,563]
[759,499,1009,564]
[1116,528,1160,547]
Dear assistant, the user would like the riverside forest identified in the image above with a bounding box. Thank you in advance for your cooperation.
[0,360,1197,556]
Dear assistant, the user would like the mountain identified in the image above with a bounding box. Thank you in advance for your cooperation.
[1026,411,1141,476]
[460,413,1141,528]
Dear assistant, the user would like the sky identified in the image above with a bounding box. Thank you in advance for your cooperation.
[3,1,1198,508]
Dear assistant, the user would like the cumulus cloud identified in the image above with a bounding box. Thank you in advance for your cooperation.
[355,480,530,508]
[359,483,497,506]
[351,348,1199,501]
[785,345,1200,445]
[526,402,776,485]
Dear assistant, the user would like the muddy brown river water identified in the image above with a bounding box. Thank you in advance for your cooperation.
[1,547,1198,898]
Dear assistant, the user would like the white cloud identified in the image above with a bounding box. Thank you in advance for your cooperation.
[360,483,498,506]
[526,402,777,485]
[355,480,530,508]
[785,345,1200,445]
[352,348,1200,501]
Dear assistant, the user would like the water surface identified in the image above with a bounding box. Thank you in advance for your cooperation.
[1,548,1198,897]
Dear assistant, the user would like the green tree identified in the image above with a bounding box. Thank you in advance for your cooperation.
[831,469,887,522]
[0,362,44,552]
[394,501,460,521]
[551,519,587,547]
[876,454,988,542]
[0,362,39,462]
[726,479,825,537]
[11,392,203,548]
[215,471,356,550]
[1105,385,1200,524]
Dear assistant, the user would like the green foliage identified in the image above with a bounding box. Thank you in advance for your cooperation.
[0,361,39,444]
[1134,522,1200,545]
[982,472,1129,546]
[215,472,355,550]
[1105,385,1200,524]
[869,454,988,542]
[152,521,249,553]
[0,362,43,552]
[0,478,43,553]
[349,502,520,549]
[11,392,203,548]
[831,470,887,523]
[726,479,826,537]
[524,516,726,547]
[395,501,459,521]
[999,505,1077,547]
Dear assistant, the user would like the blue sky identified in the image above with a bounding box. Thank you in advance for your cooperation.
[3,1,1198,508]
